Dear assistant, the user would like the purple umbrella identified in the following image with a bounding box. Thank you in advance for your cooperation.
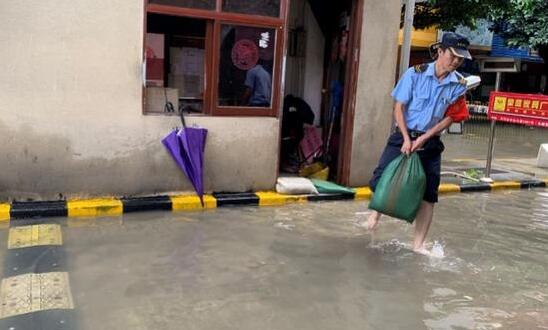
[162,113,208,206]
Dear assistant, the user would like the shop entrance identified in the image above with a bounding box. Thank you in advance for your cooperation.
[280,0,363,185]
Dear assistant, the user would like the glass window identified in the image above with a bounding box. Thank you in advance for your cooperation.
[148,0,216,10]
[218,25,276,107]
[145,14,207,114]
[222,0,280,18]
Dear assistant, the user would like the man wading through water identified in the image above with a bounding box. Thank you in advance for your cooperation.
[367,32,471,255]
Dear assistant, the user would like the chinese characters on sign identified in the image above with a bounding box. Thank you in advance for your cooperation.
[488,92,548,128]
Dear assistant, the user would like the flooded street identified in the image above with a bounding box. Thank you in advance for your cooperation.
[443,122,547,161]
[1,189,547,329]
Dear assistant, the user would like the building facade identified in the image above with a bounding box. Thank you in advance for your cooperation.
[0,0,401,200]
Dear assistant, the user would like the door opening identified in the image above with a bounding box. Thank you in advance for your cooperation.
[280,0,363,185]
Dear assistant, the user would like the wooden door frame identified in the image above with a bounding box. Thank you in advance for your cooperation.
[336,0,364,186]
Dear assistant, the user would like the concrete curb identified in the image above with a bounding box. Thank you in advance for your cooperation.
[0,179,546,222]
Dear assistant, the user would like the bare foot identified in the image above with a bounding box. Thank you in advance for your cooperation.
[367,211,381,231]
[413,246,432,256]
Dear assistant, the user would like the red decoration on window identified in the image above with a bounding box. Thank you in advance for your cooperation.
[231,39,259,70]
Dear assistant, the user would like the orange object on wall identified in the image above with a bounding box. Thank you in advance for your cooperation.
[145,33,165,87]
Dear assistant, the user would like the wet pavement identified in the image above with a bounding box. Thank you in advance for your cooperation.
[443,123,547,160]
[442,124,548,180]
[1,189,547,329]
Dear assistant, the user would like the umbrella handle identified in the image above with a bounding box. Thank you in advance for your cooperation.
[179,108,187,128]
[163,88,176,113]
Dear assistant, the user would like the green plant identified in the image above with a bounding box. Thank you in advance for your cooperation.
[464,168,484,179]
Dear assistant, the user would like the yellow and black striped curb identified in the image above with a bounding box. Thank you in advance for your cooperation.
[0,219,76,329]
[0,179,546,222]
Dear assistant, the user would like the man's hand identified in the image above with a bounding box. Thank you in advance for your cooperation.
[401,138,412,156]
[411,135,427,152]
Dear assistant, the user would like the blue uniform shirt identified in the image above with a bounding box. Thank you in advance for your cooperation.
[391,62,466,132]
[245,64,272,106]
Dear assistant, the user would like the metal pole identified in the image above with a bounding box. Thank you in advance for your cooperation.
[485,72,502,178]
[399,0,416,78]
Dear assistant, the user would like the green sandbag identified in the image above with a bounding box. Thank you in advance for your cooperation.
[368,153,426,223]
[310,179,355,195]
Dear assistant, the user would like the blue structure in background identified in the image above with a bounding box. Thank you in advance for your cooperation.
[490,34,544,63]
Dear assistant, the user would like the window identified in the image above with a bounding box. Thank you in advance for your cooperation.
[218,25,276,108]
[148,0,215,10]
[144,0,286,116]
[222,0,281,18]
[145,14,208,114]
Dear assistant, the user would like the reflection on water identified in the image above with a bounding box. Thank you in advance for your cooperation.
[3,189,546,329]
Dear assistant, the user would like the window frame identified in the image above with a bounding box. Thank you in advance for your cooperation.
[144,0,288,117]
[211,20,282,116]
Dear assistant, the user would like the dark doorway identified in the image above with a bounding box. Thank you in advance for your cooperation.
[281,0,363,185]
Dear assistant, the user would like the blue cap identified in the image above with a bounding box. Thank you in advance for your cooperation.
[440,32,472,60]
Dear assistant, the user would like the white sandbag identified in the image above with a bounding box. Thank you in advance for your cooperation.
[276,177,319,195]
[537,144,548,168]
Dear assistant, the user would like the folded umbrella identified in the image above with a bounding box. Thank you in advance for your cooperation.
[162,112,208,206]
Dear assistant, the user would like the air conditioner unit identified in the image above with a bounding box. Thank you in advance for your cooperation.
[479,57,521,73]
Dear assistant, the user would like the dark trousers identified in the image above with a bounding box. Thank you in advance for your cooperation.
[369,131,444,203]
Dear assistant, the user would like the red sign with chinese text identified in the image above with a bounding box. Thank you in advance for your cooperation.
[488,92,548,128]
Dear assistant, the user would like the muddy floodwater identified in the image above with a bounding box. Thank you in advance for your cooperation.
[1,189,546,329]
